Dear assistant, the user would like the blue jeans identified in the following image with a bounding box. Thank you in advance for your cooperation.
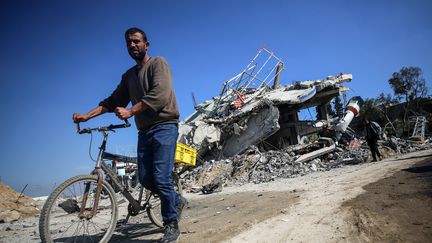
[137,123,180,223]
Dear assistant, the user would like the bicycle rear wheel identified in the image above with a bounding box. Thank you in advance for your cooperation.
[39,175,118,243]
[146,175,183,228]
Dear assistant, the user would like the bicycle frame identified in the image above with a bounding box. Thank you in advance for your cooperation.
[39,120,188,243]
[76,120,142,218]
[75,119,186,227]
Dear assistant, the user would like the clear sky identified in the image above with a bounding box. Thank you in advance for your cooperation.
[1,0,431,196]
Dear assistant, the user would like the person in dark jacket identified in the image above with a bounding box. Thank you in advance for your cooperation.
[363,118,382,161]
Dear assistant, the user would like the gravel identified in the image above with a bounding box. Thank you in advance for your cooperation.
[180,138,432,192]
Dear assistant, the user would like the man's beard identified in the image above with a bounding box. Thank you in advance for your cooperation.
[129,50,146,61]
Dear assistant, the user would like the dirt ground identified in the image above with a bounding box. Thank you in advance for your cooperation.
[227,150,432,243]
[110,190,300,242]
[0,149,431,243]
[342,155,432,243]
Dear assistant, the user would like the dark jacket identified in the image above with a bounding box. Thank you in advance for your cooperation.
[365,121,381,141]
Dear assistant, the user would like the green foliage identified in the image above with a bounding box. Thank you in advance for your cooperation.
[388,66,428,102]
[308,133,319,143]
[359,98,386,124]
[375,92,399,107]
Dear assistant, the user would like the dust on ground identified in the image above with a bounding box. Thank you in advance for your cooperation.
[228,149,432,243]
[110,190,299,242]
[181,190,300,242]
[342,155,432,243]
[0,149,431,243]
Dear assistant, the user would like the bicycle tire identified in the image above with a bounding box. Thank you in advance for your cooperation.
[146,176,183,228]
[39,175,118,243]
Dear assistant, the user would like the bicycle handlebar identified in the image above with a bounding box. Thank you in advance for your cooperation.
[76,119,131,134]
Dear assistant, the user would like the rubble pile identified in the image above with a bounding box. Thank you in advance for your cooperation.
[178,48,354,160]
[180,138,431,193]
[174,48,432,194]
[391,138,432,153]
[0,183,41,223]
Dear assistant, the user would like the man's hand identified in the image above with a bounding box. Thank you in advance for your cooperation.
[73,113,90,123]
[115,107,133,120]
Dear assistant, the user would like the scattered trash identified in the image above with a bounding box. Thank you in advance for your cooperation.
[202,177,223,194]
[181,137,431,193]
[58,199,80,214]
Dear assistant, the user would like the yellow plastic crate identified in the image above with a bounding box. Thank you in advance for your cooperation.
[175,143,196,166]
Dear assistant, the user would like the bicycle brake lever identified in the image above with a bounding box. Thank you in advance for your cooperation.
[124,119,131,127]
[79,128,91,134]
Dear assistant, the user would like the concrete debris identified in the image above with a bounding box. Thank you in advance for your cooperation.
[0,183,41,223]
[295,144,336,164]
[0,210,21,223]
[180,138,432,192]
[174,48,432,194]
[178,48,354,160]
[385,138,431,154]
[201,177,223,194]
[58,199,80,214]
[222,105,280,158]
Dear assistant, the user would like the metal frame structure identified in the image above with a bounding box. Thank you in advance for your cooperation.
[212,47,285,115]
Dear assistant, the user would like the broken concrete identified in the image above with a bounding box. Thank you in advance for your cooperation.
[179,137,432,193]
[174,48,432,196]
[0,183,41,223]
[221,105,280,158]
[295,144,336,164]
[178,48,354,160]
[0,210,21,223]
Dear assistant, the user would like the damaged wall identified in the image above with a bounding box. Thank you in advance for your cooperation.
[178,48,355,160]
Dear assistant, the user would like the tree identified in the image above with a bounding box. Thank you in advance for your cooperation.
[374,93,400,135]
[360,98,385,124]
[375,92,398,106]
[389,67,429,135]
[388,66,428,102]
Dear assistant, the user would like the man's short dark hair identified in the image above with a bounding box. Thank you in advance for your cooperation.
[125,27,148,42]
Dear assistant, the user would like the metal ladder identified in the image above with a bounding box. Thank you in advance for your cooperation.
[410,116,427,140]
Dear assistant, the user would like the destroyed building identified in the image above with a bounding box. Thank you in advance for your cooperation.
[175,48,431,194]
[178,48,359,161]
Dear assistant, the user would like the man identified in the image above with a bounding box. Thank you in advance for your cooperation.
[73,27,185,243]
[363,118,382,162]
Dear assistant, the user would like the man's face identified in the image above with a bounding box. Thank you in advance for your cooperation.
[126,32,148,61]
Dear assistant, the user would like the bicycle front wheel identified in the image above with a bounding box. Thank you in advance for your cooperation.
[39,175,118,243]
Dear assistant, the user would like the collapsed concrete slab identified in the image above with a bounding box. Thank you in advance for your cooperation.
[178,48,355,160]
[295,144,336,164]
[221,104,280,158]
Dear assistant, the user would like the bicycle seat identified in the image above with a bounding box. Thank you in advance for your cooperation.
[102,152,138,164]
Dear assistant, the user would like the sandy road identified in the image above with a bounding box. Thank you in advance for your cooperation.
[0,149,430,243]
[226,149,432,243]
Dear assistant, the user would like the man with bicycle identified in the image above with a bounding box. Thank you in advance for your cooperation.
[73,27,186,243]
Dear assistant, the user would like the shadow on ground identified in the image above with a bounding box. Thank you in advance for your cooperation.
[110,222,162,242]
[395,153,432,161]
[342,155,432,242]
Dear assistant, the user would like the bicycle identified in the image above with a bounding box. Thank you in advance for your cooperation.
[39,120,193,243]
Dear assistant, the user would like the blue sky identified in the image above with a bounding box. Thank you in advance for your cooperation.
[1,0,431,196]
